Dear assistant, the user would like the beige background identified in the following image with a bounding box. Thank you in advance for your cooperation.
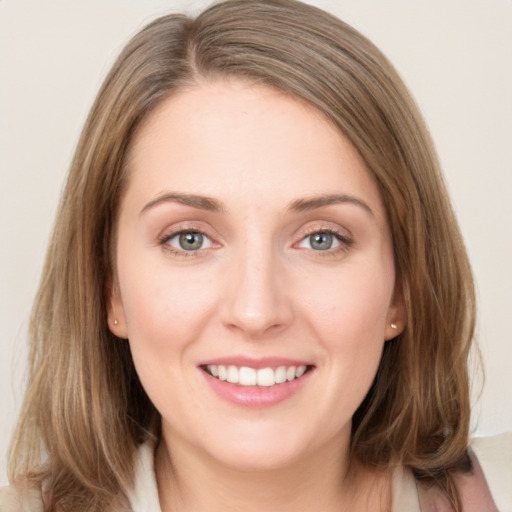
[1,0,511,486]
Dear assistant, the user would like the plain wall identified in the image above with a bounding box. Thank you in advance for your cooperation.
[1,0,511,486]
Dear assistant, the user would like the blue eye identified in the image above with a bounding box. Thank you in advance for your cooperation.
[298,231,342,251]
[167,232,212,251]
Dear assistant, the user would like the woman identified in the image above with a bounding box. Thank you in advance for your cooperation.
[1,0,510,510]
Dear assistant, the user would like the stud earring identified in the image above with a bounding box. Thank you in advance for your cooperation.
[114,320,118,326]
[391,323,397,329]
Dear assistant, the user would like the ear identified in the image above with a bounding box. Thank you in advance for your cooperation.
[384,279,407,341]
[106,276,128,339]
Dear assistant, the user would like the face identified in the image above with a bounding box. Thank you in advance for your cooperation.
[109,80,404,471]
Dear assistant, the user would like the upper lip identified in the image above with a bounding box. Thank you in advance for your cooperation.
[198,356,313,369]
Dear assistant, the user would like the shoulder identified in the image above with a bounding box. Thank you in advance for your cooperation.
[392,433,512,512]
[471,431,512,511]
[0,485,44,512]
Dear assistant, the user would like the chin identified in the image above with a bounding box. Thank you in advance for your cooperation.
[196,423,331,473]
[207,443,307,472]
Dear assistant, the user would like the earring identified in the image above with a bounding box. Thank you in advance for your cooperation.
[114,320,118,326]
[391,323,397,329]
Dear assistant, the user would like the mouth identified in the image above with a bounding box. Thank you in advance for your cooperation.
[201,364,314,387]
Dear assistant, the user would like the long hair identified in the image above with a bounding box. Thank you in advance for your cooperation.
[9,1,476,510]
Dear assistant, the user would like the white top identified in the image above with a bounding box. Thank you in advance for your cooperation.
[127,441,161,512]
[1,432,511,511]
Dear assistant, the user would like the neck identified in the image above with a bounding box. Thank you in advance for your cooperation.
[154,431,391,512]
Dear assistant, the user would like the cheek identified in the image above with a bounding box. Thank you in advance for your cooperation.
[117,259,218,362]
[298,259,394,389]
[116,262,220,418]
[301,260,394,339]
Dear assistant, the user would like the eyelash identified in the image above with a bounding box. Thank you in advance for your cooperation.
[295,227,353,257]
[158,228,214,259]
[158,226,353,258]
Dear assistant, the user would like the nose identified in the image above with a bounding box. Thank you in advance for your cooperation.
[221,245,294,339]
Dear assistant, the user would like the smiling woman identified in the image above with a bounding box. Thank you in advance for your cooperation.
[1,1,511,511]
[109,81,401,485]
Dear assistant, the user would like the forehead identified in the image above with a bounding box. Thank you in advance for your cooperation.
[123,79,385,218]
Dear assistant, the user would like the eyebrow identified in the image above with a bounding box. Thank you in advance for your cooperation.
[140,192,225,215]
[140,192,373,216]
[288,194,374,216]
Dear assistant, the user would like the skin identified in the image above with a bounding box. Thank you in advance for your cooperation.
[109,79,405,512]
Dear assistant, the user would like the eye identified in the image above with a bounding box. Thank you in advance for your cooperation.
[298,231,344,251]
[166,231,213,251]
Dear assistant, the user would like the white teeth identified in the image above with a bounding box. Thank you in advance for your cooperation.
[257,368,275,387]
[226,365,238,384]
[218,365,227,381]
[205,364,309,387]
[286,366,296,381]
[239,366,257,386]
[296,365,307,378]
[275,366,287,384]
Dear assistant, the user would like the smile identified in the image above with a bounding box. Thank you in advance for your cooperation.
[203,364,310,387]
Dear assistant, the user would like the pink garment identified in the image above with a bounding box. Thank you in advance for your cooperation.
[416,448,498,512]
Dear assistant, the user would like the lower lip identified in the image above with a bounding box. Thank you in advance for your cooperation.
[201,369,313,408]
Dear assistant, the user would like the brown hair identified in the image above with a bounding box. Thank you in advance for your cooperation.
[9,1,476,510]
